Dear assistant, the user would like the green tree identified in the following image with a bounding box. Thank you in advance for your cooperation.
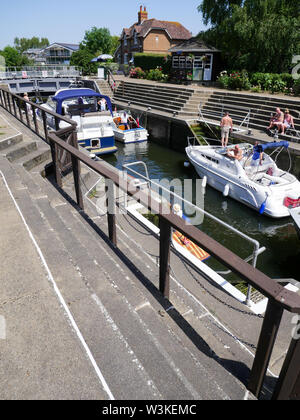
[80,27,112,55]
[110,36,120,57]
[198,0,300,73]
[70,49,98,75]
[14,37,49,54]
[0,46,32,68]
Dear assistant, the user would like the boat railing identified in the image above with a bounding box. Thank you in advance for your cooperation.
[121,161,265,303]
[1,85,300,400]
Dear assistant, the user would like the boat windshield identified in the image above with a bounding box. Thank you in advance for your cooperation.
[45,96,56,111]
[63,96,99,115]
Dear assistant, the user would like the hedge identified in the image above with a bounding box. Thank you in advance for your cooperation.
[133,53,169,71]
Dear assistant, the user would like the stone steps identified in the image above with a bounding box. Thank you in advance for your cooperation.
[113,81,194,115]
[0,138,256,399]
[16,170,245,398]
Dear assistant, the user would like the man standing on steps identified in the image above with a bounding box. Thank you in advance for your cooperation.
[220,111,233,147]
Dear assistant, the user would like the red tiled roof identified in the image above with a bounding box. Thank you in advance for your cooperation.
[122,19,191,41]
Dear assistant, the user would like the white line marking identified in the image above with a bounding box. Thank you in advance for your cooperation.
[0,169,115,400]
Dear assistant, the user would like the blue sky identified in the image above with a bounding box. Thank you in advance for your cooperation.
[0,0,207,49]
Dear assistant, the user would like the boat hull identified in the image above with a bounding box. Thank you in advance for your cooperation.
[113,128,149,144]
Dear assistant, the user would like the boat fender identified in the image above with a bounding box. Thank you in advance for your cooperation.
[184,161,190,168]
[223,184,230,197]
[259,194,269,215]
[202,176,207,188]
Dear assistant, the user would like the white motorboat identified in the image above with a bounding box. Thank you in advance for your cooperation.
[40,88,117,156]
[186,141,300,218]
[112,110,149,144]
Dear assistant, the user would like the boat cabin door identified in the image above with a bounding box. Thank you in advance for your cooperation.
[203,54,213,81]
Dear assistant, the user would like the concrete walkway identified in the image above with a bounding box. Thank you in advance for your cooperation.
[0,171,111,400]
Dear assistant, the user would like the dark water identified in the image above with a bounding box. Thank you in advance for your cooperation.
[102,140,300,281]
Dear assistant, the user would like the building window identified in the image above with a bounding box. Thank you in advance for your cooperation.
[172,56,179,68]
[179,56,186,68]
[134,32,138,45]
[124,34,127,46]
[124,53,128,64]
[194,56,204,69]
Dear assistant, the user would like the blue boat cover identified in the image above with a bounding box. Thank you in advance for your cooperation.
[53,89,113,115]
[253,141,289,160]
[260,141,289,151]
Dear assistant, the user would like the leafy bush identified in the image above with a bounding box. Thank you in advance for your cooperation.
[129,67,146,79]
[281,73,294,89]
[145,68,168,82]
[293,79,300,96]
[218,70,251,91]
[217,71,230,89]
[249,73,291,93]
[227,71,251,90]
[129,66,168,82]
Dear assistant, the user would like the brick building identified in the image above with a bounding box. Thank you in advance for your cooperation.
[116,6,192,65]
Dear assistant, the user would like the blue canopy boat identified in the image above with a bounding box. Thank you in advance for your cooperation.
[42,88,117,156]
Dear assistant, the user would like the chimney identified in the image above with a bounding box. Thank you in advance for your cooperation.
[138,5,148,24]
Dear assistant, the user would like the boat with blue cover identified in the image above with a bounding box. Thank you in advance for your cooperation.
[41,88,117,156]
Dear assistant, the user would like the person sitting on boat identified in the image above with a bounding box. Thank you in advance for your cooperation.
[98,98,107,112]
[267,108,284,133]
[128,116,135,129]
[252,141,264,166]
[282,109,295,135]
[226,145,243,161]
[121,111,129,130]
[220,111,233,147]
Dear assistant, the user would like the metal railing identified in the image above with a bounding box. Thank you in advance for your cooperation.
[199,102,251,130]
[107,69,117,94]
[122,160,266,306]
[1,85,300,400]
[0,66,81,80]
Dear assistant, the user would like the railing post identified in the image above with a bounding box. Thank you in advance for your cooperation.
[41,110,48,143]
[18,97,24,123]
[248,299,284,398]
[54,116,60,131]
[272,319,300,400]
[2,91,8,109]
[105,179,117,246]
[32,105,39,135]
[49,138,62,188]
[71,154,84,211]
[159,216,171,299]
[12,95,17,117]
[6,92,12,114]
